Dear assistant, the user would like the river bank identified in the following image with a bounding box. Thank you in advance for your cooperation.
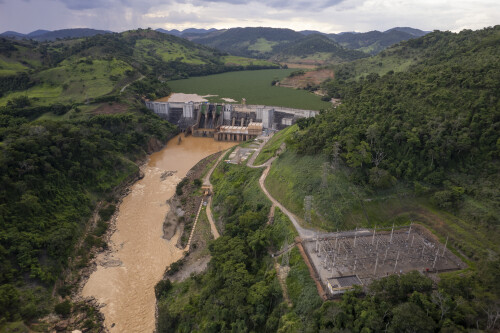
[80,135,236,332]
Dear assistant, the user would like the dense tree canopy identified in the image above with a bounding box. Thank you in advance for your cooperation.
[291,26,500,225]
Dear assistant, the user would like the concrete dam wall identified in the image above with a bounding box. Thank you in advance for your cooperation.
[144,101,318,134]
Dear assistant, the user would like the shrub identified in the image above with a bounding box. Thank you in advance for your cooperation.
[54,300,71,317]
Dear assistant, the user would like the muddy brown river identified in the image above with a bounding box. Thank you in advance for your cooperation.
[82,135,236,332]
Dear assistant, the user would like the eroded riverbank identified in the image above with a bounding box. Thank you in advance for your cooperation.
[81,135,236,332]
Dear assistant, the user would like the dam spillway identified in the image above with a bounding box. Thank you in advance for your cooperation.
[144,100,318,141]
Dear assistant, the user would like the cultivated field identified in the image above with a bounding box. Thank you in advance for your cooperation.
[167,69,332,110]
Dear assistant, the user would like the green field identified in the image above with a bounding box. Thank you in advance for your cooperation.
[0,57,29,76]
[167,69,332,110]
[247,38,278,53]
[222,55,275,67]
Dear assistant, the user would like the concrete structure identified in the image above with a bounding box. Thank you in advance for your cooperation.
[144,100,318,141]
[327,275,363,295]
[302,224,466,298]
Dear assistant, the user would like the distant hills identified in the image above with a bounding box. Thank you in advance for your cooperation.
[154,26,429,57]
[156,28,218,38]
[271,34,368,64]
[329,27,430,54]
[1,26,429,60]
[179,27,368,64]
[188,27,304,58]
[0,28,112,41]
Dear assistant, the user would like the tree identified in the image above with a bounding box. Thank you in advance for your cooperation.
[389,302,435,333]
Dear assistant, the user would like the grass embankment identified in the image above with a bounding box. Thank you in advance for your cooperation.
[167,69,332,110]
[254,125,297,165]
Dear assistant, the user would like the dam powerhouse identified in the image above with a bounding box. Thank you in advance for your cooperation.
[145,100,318,142]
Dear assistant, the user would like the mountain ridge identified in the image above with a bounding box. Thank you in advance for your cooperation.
[0,28,112,41]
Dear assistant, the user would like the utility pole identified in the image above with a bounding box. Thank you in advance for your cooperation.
[442,236,448,257]
[390,223,394,243]
[432,249,439,269]
[393,251,400,273]
[304,196,312,224]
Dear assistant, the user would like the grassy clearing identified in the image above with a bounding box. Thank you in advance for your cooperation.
[254,125,297,165]
[0,84,62,106]
[0,57,29,76]
[248,38,278,53]
[283,52,336,63]
[266,149,364,231]
[266,146,499,264]
[168,69,332,110]
[222,55,275,67]
[345,52,417,80]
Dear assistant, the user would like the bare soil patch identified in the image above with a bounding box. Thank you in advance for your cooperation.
[282,62,319,69]
[92,102,129,115]
[280,69,334,89]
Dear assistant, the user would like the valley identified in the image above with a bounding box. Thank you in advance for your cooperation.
[0,21,498,333]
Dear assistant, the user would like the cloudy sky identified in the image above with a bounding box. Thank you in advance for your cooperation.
[0,0,498,34]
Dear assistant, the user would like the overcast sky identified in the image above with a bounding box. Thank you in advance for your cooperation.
[0,0,498,34]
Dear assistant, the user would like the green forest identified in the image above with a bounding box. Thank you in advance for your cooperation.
[0,96,177,326]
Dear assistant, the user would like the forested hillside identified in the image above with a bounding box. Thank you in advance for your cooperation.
[292,26,500,252]
[271,34,368,64]
[329,27,428,54]
[190,27,305,58]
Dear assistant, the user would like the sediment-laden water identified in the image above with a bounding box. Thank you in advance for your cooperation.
[82,135,235,332]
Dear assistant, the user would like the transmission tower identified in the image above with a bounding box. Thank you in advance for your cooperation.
[321,162,329,188]
[304,195,313,223]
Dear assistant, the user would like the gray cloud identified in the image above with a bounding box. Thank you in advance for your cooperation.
[56,0,168,10]
[0,0,499,35]
[193,0,346,9]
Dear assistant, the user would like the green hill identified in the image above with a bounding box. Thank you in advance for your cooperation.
[191,27,304,58]
[292,26,500,245]
[271,34,368,64]
[0,28,112,41]
[0,29,278,105]
[329,28,429,55]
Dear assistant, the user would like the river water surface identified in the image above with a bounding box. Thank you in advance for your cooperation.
[82,135,236,332]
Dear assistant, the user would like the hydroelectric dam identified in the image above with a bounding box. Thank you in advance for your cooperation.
[145,100,318,142]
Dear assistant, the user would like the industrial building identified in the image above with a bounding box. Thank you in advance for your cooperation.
[144,100,317,141]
